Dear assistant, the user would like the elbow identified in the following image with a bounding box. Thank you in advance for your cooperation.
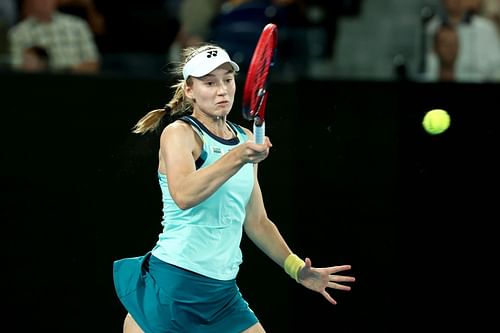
[171,193,195,210]
[175,200,192,210]
[170,183,205,210]
[244,214,271,235]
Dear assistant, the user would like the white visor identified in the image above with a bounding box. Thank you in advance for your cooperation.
[182,47,239,80]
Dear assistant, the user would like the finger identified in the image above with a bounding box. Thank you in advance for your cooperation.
[305,257,312,268]
[329,275,356,283]
[327,265,352,274]
[321,290,337,305]
[327,281,352,291]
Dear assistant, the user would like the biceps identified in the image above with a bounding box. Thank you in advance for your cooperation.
[161,132,197,188]
[164,146,196,185]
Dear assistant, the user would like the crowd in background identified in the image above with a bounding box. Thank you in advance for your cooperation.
[419,0,500,82]
[1,0,500,82]
[0,0,347,78]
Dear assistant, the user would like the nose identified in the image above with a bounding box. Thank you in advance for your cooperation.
[217,82,228,95]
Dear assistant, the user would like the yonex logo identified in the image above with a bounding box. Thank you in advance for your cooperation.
[206,50,218,58]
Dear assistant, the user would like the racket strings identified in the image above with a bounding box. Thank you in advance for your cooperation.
[248,46,274,117]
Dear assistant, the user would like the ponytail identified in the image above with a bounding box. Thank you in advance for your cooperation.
[132,80,194,135]
[132,108,167,134]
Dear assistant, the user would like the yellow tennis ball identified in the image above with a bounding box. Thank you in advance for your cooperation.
[422,109,450,135]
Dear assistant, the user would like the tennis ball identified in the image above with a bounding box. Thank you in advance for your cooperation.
[422,109,450,135]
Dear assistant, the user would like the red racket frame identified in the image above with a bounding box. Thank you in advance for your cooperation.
[242,23,278,130]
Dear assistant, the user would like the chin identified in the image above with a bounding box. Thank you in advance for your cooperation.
[216,105,232,114]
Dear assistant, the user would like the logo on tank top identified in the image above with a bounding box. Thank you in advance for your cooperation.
[211,146,223,154]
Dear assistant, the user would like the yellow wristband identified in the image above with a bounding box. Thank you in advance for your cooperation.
[284,254,305,282]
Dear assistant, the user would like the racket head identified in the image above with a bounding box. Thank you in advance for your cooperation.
[242,23,278,124]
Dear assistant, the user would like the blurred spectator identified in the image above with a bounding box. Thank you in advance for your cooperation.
[208,1,280,71]
[22,45,50,72]
[56,0,105,37]
[302,0,362,59]
[93,0,180,77]
[432,23,459,81]
[175,0,307,50]
[480,0,500,33]
[422,0,500,82]
[463,0,484,14]
[204,0,361,79]
[8,0,100,74]
[177,0,221,48]
[172,0,361,79]
[207,0,311,76]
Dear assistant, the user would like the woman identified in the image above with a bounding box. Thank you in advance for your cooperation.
[113,44,355,333]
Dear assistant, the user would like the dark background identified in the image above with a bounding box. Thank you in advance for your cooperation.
[1,72,497,332]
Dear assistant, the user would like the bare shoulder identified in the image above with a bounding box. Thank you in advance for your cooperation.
[160,119,193,140]
[237,124,254,140]
[159,120,201,152]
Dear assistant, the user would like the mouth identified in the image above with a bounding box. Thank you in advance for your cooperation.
[216,101,230,106]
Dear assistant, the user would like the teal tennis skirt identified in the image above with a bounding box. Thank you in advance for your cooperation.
[113,252,258,333]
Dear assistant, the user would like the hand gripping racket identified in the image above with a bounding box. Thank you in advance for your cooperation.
[242,23,278,144]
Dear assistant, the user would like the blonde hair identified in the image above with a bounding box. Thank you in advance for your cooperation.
[132,43,224,135]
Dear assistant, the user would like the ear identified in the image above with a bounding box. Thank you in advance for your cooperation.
[184,83,194,100]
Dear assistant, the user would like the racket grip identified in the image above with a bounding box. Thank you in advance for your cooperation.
[254,121,265,144]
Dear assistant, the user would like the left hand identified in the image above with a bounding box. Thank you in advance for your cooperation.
[298,257,355,305]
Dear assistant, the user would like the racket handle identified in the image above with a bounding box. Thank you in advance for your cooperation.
[254,120,265,144]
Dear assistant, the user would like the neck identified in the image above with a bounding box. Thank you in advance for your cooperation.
[193,114,233,139]
[439,67,455,81]
[34,14,53,23]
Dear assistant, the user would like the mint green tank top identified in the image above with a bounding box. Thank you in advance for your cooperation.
[151,116,254,280]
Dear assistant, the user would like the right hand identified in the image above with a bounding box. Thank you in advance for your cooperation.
[240,137,272,164]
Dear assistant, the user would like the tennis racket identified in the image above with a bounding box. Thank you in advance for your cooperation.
[242,23,278,144]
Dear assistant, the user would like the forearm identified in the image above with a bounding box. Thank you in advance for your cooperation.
[245,218,294,269]
[170,149,245,209]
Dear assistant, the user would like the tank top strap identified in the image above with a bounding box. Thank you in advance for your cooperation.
[178,115,207,169]
[226,120,248,141]
[179,115,204,139]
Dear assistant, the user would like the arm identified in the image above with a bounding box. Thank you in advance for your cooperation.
[160,121,271,210]
[244,160,355,305]
[71,60,99,73]
[243,164,294,265]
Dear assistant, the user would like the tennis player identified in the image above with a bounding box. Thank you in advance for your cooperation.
[113,44,355,333]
